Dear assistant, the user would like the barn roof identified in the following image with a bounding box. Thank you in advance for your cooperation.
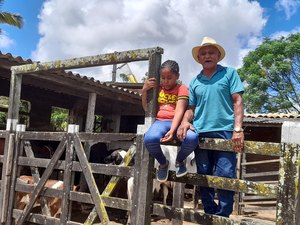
[0,51,141,97]
[244,113,300,126]
[0,51,144,115]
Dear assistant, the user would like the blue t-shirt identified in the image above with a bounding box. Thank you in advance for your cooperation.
[189,65,244,133]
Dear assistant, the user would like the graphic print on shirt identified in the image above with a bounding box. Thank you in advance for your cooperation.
[158,91,177,104]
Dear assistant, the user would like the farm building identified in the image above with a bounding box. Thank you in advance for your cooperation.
[0,50,299,225]
[0,51,145,133]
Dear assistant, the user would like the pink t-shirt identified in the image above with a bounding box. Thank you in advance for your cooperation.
[156,84,189,120]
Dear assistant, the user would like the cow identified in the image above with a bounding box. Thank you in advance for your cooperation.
[16,175,79,218]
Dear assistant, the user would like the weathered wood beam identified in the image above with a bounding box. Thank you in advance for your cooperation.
[166,171,277,198]
[11,47,164,74]
[200,138,281,156]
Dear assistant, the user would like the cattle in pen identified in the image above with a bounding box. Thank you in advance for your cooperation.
[16,175,79,218]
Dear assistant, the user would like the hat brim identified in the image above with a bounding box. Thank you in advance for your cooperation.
[192,44,225,63]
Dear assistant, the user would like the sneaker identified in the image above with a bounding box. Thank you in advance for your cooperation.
[176,161,187,177]
[157,160,169,182]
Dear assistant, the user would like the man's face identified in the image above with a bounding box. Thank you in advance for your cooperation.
[197,45,220,69]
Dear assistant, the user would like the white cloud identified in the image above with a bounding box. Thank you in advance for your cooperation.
[0,31,14,49]
[271,26,300,39]
[32,0,267,84]
[275,0,300,20]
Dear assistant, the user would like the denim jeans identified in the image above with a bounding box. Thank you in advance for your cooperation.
[194,131,236,217]
[144,120,199,165]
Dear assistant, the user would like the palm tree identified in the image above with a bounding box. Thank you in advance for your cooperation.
[0,0,23,33]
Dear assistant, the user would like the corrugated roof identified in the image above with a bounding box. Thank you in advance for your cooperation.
[245,113,300,119]
[0,51,141,98]
[244,113,300,125]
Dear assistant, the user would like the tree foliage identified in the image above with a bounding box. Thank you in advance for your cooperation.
[238,33,300,113]
[50,107,68,131]
[0,0,23,33]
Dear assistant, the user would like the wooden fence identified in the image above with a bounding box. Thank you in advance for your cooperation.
[0,121,299,225]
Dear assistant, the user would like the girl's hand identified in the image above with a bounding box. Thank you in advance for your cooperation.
[160,130,174,143]
[142,77,157,92]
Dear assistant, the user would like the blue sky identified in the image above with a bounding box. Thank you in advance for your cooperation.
[1,0,300,84]
[1,0,43,58]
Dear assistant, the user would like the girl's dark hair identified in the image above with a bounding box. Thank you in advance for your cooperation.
[160,60,179,74]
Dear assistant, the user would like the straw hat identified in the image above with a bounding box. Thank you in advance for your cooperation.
[192,36,225,63]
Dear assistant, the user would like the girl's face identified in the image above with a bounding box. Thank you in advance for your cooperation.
[160,68,179,90]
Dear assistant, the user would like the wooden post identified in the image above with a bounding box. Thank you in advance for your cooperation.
[0,132,14,223]
[79,93,97,195]
[234,153,242,214]
[5,128,23,225]
[172,181,185,225]
[130,49,162,225]
[276,121,300,225]
[131,134,154,225]
[112,64,117,82]
[6,71,22,131]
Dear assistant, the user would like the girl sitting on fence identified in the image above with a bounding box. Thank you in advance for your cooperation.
[142,60,197,182]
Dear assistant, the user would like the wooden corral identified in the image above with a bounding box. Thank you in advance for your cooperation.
[0,49,300,225]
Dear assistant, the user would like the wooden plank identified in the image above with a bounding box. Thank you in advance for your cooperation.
[242,206,276,211]
[69,191,130,211]
[0,133,14,222]
[84,143,136,224]
[85,92,96,133]
[166,171,277,197]
[11,47,164,74]
[239,201,277,205]
[18,156,134,177]
[78,132,136,142]
[15,182,63,198]
[72,134,109,225]
[16,136,67,225]
[242,195,276,200]
[171,182,184,225]
[242,171,279,178]
[23,141,51,216]
[241,159,279,166]
[13,209,83,225]
[6,72,22,131]
[131,135,154,225]
[199,138,281,156]
[5,132,23,225]
[234,153,242,214]
[20,131,66,141]
[78,92,96,197]
[60,135,76,225]
[276,143,299,225]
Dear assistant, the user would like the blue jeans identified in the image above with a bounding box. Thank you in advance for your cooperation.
[144,120,199,165]
[194,131,236,217]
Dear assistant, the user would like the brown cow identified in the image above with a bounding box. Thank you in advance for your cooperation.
[16,175,79,217]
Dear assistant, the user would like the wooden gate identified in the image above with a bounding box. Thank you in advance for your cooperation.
[1,125,135,225]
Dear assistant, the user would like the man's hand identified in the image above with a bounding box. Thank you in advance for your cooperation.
[232,131,244,153]
[177,121,195,141]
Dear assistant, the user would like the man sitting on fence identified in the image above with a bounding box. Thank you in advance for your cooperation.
[177,36,244,217]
